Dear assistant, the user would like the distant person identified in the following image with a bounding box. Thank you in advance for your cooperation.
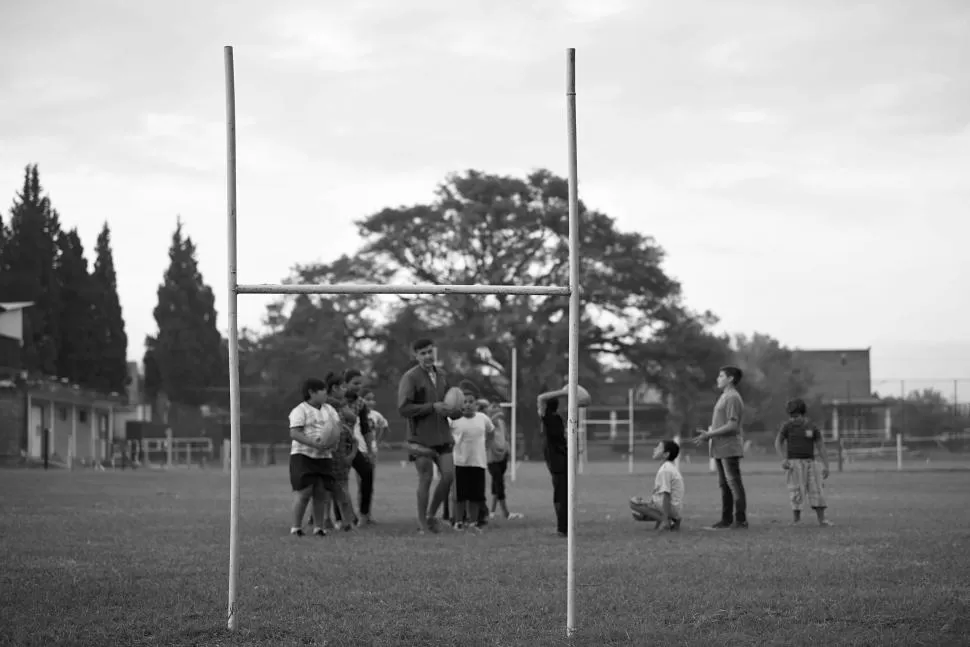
[287,377,343,537]
[362,389,389,459]
[693,365,748,529]
[630,439,684,531]
[775,398,833,527]
[485,400,522,521]
[345,369,376,525]
[540,397,568,537]
[398,338,460,534]
[318,372,358,531]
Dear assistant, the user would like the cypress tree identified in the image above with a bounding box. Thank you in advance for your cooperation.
[144,218,225,406]
[91,223,129,393]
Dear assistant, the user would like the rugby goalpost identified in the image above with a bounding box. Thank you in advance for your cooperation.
[223,46,584,637]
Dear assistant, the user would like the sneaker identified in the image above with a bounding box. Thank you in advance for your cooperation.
[669,518,681,531]
[312,527,327,537]
[507,512,524,520]
[453,522,465,531]
[819,520,833,527]
[731,520,749,529]
[290,528,305,537]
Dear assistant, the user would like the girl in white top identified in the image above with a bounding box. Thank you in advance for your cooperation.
[288,378,342,536]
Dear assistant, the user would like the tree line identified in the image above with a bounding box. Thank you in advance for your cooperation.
[4,165,958,451]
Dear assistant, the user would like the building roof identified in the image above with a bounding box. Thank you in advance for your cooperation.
[0,302,34,313]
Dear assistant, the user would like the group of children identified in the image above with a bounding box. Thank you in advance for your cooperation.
[288,371,390,536]
[289,367,833,536]
[288,370,519,536]
[629,397,833,530]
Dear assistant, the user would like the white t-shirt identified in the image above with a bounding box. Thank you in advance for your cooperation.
[352,421,368,454]
[288,401,337,459]
[450,412,494,468]
[651,461,685,516]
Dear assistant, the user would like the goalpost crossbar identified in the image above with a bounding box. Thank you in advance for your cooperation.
[236,283,569,296]
[223,45,582,639]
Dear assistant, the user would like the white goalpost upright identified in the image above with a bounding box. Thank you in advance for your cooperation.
[223,46,584,638]
[498,347,519,482]
[627,388,634,474]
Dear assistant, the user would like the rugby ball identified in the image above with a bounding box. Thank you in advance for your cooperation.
[561,384,591,408]
[443,386,465,411]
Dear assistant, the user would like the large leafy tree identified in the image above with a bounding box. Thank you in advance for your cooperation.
[290,169,685,452]
[144,218,226,407]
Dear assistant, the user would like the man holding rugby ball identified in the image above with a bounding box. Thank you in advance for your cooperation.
[398,338,462,534]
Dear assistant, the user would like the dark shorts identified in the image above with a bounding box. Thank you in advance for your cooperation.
[455,466,486,502]
[289,453,337,492]
[488,458,508,500]
[407,441,454,462]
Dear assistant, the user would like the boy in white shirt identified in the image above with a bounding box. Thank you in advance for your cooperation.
[449,391,494,531]
[630,440,684,531]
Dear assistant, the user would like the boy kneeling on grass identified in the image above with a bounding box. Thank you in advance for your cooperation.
[775,398,833,527]
[630,440,684,531]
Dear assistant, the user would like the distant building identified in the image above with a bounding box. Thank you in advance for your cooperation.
[0,302,149,466]
[792,348,891,439]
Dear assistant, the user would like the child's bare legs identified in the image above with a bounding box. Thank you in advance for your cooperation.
[291,487,313,532]
[310,481,330,535]
[493,496,510,518]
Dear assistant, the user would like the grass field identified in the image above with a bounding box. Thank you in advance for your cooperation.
[2,459,970,646]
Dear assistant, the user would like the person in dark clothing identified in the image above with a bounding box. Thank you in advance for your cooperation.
[541,397,568,537]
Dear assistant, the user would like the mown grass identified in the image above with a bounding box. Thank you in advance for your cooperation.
[1,459,968,646]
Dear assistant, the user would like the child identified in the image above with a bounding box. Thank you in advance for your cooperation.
[630,439,684,531]
[541,397,568,537]
[775,398,832,527]
[449,391,495,531]
[485,400,522,522]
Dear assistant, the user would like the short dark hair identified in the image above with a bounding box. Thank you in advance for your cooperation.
[786,398,807,417]
[323,371,344,394]
[546,397,559,413]
[720,365,743,385]
[459,379,479,396]
[344,369,362,382]
[412,338,434,352]
[302,378,326,401]
[345,391,359,404]
[663,439,680,462]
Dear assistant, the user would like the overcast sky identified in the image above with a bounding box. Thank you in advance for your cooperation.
[1,0,968,397]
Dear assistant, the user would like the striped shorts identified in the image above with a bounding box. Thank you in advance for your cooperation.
[786,459,826,510]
